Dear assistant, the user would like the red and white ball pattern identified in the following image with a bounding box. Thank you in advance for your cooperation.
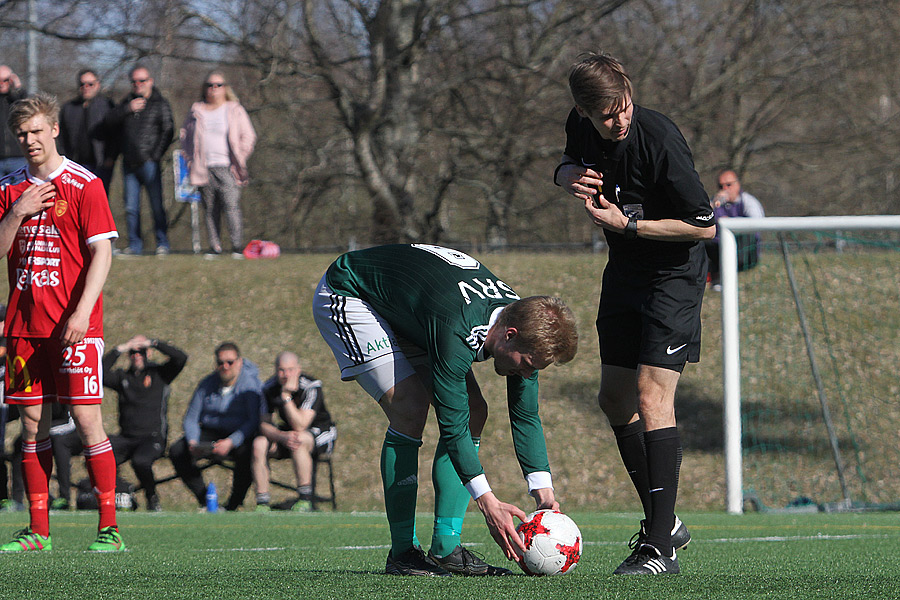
[515,509,582,576]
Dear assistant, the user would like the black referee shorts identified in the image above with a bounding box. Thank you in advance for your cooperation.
[596,247,707,372]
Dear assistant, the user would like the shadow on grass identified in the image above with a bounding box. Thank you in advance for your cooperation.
[676,380,725,452]
[676,384,854,457]
[553,377,727,452]
[546,370,841,458]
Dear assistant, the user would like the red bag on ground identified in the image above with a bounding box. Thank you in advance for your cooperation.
[243,240,281,259]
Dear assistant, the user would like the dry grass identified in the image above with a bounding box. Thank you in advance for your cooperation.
[0,248,896,513]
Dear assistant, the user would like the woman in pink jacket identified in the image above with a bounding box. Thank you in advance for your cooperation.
[181,70,257,258]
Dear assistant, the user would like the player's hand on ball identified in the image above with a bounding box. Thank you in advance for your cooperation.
[516,510,583,576]
[476,492,528,560]
[531,487,559,511]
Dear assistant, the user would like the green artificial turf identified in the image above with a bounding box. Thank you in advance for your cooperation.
[0,510,895,599]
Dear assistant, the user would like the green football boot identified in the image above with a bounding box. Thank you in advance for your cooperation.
[0,528,52,552]
[87,526,126,552]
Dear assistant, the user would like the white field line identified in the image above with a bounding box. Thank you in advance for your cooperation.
[195,533,896,553]
[585,533,896,546]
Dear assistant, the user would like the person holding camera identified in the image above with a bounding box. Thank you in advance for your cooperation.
[103,335,188,511]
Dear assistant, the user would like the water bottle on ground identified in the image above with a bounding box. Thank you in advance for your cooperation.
[206,482,218,513]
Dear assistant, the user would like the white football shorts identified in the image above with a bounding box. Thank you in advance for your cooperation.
[312,275,423,401]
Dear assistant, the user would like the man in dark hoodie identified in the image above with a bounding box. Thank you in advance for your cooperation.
[103,65,174,255]
[169,342,263,511]
[58,69,117,194]
[103,335,188,511]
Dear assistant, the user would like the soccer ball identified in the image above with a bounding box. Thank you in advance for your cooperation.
[515,509,582,576]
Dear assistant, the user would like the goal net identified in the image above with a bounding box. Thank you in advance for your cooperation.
[719,216,900,513]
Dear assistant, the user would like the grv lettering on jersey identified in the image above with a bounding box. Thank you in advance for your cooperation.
[457,278,520,305]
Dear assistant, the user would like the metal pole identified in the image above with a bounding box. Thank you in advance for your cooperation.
[718,216,900,515]
[778,234,852,508]
[27,0,38,92]
[720,227,744,514]
[191,202,201,254]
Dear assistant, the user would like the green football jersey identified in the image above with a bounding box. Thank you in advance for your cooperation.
[325,244,551,486]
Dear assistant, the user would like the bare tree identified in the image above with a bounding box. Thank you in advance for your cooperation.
[2,0,898,248]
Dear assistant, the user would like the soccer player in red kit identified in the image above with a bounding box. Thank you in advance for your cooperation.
[0,93,123,552]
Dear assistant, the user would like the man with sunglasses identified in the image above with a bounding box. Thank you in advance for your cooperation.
[102,334,188,511]
[0,65,26,178]
[58,69,117,194]
[102,65,174,256]
[169,341,263,511]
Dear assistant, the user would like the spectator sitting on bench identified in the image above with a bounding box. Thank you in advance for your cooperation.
[252,351,336,512]
[704,169,766,289]
[103,335,188,511]
[169,342,262,511]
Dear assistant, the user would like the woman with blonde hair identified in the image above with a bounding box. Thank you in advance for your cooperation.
[180,70,256,258]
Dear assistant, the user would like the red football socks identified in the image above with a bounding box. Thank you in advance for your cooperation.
[84,438,118,531]
[22,438,53,538]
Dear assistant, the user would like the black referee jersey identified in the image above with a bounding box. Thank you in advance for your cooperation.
[563,104,715,268]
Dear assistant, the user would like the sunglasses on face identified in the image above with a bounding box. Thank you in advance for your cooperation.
[131,78,150,84]
[205,82,225,88]
[80,81,98,88]
[216,358,237,367]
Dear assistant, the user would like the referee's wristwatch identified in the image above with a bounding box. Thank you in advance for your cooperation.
[624,214,639,240]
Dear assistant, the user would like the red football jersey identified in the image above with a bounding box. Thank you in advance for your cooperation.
[0,159,118,338]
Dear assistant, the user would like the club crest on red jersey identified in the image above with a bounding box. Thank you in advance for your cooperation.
[55,199,68,217]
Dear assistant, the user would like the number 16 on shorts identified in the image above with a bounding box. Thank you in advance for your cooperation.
[5,336,105,405]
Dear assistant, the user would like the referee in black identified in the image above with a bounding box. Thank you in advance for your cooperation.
[554,52,715,575]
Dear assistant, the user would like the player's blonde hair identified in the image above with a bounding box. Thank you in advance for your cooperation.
[7,93,59,131]
[496,296,578,365]
[568,52,633,116]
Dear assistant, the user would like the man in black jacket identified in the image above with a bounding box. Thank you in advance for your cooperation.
[103,65,174,256]
[103,335,188,511]
[58,69,117,194]
[0,65,27,178]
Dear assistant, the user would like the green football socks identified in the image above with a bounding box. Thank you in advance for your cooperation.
[430,437,480,559]
[381,428,423,557]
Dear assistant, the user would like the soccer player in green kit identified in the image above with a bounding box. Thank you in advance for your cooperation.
[313,244,578,576]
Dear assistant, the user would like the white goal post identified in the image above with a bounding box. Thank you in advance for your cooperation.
[719,215,900,514]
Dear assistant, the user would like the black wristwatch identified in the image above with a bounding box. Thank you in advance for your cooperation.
[624,214,639,240]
